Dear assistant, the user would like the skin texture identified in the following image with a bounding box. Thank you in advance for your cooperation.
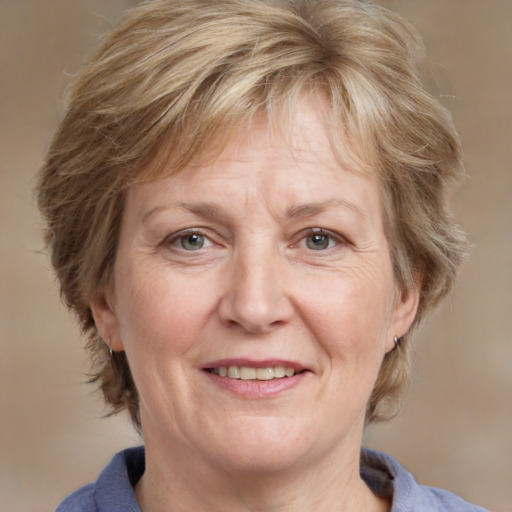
[92,96,418,512]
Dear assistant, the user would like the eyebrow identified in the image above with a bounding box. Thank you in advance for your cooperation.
[142,202,228,223]
[142,198,365,223]
[285,199,365,220]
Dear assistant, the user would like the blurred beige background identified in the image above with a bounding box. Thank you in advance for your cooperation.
[1,1,510,511]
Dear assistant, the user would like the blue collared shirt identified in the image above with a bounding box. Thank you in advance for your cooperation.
[56,446,489,511]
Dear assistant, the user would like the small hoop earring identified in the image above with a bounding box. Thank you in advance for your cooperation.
[393,336,403,349]
[106,337,115,356]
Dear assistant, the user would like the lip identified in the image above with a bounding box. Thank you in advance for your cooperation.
[201,359,311,399]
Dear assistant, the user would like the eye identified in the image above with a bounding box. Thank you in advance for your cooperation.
[179,233,206,250]
[168,230,213,251]
[300,229,340,251]
[306,233,331,250]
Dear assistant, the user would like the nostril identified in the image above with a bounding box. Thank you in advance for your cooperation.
[218,294,294,334]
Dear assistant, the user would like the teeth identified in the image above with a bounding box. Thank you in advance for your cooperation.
[212,365,297,380]
[274,366,286,378]
[240,367,256,380]
[227,366,240,378]
[256,367,273,380]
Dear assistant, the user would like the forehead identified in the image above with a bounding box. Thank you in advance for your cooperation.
[140,91,373,181]
[125,95,382,224]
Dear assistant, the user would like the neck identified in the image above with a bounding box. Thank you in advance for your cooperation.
[135,431,390,512]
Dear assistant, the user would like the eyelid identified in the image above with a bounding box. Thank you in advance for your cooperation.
[165,227,214,250]
[294,227,349,249]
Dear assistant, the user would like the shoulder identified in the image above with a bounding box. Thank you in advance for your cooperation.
[423,486,490,512]
[361,448,490,512]
[55,484,96,512]
[55,446,145,512]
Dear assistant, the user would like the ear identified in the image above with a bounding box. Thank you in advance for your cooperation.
[90,293,124,352]
[386,281,421,352]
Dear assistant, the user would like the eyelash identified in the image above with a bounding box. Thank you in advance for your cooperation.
[165,228,214,251]
[164,227,347,254]
[295,228,346,252]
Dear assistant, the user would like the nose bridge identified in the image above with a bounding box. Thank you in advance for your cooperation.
[219,236,292,333]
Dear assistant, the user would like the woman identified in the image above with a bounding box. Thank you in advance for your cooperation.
[37,0,489,510]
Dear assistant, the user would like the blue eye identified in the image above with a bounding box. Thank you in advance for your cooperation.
[300,229,341,251]
[306,233,331,250]
[168,231,212,251]
[178,233,206,250]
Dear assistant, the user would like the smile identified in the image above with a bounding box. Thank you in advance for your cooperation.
[208,365,296,380]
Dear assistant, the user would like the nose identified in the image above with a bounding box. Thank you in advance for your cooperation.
[217,245,294,334]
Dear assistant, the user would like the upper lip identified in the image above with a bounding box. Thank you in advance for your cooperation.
[202,358,308,372]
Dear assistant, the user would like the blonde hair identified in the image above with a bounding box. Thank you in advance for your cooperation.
[37,0,468,429]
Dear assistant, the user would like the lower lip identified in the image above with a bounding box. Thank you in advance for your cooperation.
[203,370,309,398]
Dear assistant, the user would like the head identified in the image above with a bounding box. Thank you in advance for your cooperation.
[37,0,468,432]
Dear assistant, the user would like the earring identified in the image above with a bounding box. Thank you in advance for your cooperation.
[393,336,403,349]
[106,337,115,356]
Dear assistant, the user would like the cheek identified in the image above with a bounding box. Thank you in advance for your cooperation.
[113,259,216,357]
[298,264,395,358]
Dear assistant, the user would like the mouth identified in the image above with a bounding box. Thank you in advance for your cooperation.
[202,360,310,398]
[206,365,304,381]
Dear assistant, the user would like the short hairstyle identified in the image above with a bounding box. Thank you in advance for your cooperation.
[37,0,469,430]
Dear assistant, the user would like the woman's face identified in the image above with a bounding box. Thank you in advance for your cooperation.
[93,96,418,474]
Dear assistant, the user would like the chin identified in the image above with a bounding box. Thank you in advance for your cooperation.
[199,416,323,475]
[216,445,305,475]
